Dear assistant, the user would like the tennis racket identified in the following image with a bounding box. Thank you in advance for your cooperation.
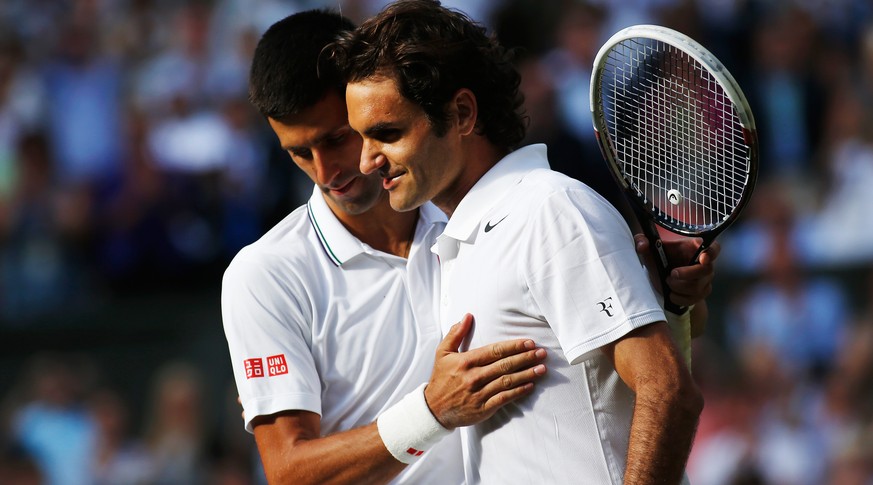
[590,24,758,367]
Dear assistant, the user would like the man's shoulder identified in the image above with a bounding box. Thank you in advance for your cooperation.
[497,168,627,237]
[510,168,606,209]
[224,204,322,278]
[522,167,591,191]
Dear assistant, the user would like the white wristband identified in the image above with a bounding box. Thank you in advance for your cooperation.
[377,383,452,464]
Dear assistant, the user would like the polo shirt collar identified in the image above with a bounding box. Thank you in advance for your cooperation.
[417,199,449,228]
[306,185,366,266]
[442,144,549,243]
[306,185,445,266]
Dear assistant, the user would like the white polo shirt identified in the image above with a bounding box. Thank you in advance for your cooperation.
[434,144,678,484]
[221,186,462,485]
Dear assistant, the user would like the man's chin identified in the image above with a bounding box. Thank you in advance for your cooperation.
[388,194,423,213]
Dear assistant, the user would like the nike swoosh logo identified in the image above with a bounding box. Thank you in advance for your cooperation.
[484,215,508,233]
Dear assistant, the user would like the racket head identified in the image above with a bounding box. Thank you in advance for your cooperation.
[590,24,759,239]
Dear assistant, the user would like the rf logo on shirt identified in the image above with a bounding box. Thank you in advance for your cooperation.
[597,297,615,317]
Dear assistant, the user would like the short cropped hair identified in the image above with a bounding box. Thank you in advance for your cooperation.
[327,0,527,152]
[249,10,355,119]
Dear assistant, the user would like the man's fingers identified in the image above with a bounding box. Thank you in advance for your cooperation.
[452,344,547,395]
[660,236,699,264]
[670,260,713,281]
[463,337,540,368]
[482,382,536,410]
[666,269,714,306]
[480,347,547,381]
[478,363,548,410]
[437,313,474,354]
[697,240,721,265]
[464,348,546,397]
[634,235,654,265]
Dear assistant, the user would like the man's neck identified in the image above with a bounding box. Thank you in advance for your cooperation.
[330,194,420,258]
[433,141,508,218]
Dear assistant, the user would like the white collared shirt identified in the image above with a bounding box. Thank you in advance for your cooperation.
[222,186,462,484]
[434,144,674,484]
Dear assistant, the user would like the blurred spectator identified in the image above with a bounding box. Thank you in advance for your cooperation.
[0,131,94,321]
[89,388,151,485]
[863,24,873,103]
[144,93,227,269]
[211,383,259,485]
[0,443,42,485]
[754,384,829,485]
[42,19,124,188]
[727,218,850,382]
[719,181,803,273]
[539,2,605,156]
[105,0,171,64]
[688,377,767,485]
[132,3,216,116]
[0,37,44,199]
[10,353,98,485]
[802,85,873,265]
[744,4,825,180]
[216,96,269,258]
[142,362,208,485]
[94,108,174,287]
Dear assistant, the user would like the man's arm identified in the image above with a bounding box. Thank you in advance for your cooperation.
[602,322,704,485]
[253,314,547,485]
[254,412,401,485]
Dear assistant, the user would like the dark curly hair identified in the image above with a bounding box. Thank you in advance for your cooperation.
[326,0,527,152]
[249,10,355,119]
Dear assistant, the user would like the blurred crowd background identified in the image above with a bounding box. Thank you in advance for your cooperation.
[0,0,871,484]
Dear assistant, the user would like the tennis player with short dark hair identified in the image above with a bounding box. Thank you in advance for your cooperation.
[332,1,712,483]
[223,10,551,485]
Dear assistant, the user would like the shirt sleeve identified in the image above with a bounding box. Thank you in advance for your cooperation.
[521,186,665,365]
[221,249,323,433]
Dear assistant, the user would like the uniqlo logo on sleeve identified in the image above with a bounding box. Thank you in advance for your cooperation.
[244,358,264,379]
[267,354,288,376]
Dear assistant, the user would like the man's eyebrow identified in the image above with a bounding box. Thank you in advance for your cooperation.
[361,121,396,137]
[283,125,352,151]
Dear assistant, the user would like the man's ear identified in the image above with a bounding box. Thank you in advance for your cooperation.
[452,88,478,136]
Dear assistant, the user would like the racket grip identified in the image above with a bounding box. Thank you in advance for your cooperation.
[651,238,686,315]
[665,308,692,370]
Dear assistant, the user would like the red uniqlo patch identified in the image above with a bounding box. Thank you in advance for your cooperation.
[406,448,424,456]
[267,354,288,376]
[244,358,264,379]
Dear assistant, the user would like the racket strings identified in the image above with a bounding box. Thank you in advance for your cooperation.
[601,38,751,231]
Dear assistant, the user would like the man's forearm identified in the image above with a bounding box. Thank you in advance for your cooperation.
[623,384,703,484]
[256,420,407,485]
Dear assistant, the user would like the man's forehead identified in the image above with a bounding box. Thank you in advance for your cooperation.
[346,77,415,126]
[270,120,351,151]
[269,95,349,148]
